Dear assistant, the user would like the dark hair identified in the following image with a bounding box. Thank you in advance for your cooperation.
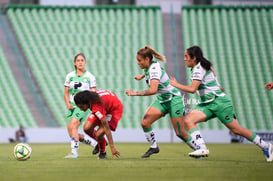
[74,53,86,69]
[187,46,212,71]
[137,45,166,62]
[74,90,101,106]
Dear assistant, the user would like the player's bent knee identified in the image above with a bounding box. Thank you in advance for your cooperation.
[141,121,151,129]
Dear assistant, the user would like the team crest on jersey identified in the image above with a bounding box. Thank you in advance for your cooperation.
[83,77,88,83]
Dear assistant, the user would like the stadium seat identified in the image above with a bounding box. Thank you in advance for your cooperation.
[181,6,273,131]
[0,44,37,128]
[6,6,166,129]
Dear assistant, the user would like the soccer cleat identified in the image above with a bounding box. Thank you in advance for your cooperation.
[92,142,108,155]
[64,153,79,159]
[98,152,107,159]
[141,147,160,158]
[92,144,99,155]
[195,156,203,160]
[188,147,209,158]
[262,143,273,162]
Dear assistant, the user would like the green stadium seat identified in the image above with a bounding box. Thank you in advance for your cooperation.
[6,6,166,129]
[181,6,273,131]
[0,44,37,128]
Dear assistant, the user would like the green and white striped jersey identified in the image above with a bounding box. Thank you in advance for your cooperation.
[144,60,181,103]
[191,62,225,103]
[64,70,96,106]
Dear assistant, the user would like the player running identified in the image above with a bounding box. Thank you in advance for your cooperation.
[170,45,273,162]
[74,89,123,159]
[126,45,197,158]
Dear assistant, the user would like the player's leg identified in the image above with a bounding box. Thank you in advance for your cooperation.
[141,104,163,158]
[95,126,108,159]
[171,116,194,148]
[215,95,273,162]
[95,107,123,159]
[85,128,100,155]
[225,119,273,162]
[65,117,81,158]
[169,95,196,150]
[78,110,97,149]
[83,120,97,141]
[83,113,102,155]
[185,109,210,158]
[78,133,97,148]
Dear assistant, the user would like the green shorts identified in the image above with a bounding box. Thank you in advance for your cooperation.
[194,95,235,124]
[66,106,91,123]
[151,95,185,118]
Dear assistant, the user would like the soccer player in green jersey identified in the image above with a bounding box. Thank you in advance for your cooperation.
[126,46,196,158]
[64,53,97,158]
[170,46,273,162]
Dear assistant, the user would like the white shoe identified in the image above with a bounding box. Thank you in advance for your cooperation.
[262,144,273,162]
[64,153,79,159]
[189,148,209,158]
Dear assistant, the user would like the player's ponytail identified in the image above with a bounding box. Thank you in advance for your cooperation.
[137,45,166,63]
[187,46,212,71]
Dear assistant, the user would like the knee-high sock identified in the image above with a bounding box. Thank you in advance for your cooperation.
[249,132,269,149]
[70,137,79,155]
[98,138,107,153]
[81,134,97,148]
[186,128,207,150]
[144,127,157,148]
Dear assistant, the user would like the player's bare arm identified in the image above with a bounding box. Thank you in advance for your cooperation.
[101,119,120,159]
[170,77,200,94]
[126,79,159,96]
[64,87,73,110]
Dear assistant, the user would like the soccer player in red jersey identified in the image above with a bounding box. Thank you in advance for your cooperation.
[74,90,123,159]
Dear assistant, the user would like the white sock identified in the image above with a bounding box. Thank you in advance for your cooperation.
[71,138,79,155]
[185,134,198,150]
[82,135,97,148]
[252,134,269,149]
[144,129,157,148]
[189,129,207,150]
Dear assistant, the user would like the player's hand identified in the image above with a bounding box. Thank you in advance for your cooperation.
[265,82,273,90]
[66,103,73,110]
[126,90,136,96]
[170,76,178,87]
[110,146,120,159]
[134,74,144,80]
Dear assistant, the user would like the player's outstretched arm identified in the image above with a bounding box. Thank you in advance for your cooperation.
[126,79,159,96]
[101,119,120,159]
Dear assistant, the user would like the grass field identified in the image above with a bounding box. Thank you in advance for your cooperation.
[0,143,272,181]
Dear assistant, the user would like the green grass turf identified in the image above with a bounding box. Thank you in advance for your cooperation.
[0,143,272,181]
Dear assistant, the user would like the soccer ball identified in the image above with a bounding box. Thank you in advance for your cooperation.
[13,143,32,161]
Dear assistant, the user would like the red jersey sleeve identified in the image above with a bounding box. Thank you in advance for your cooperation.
[91,103,106,121]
